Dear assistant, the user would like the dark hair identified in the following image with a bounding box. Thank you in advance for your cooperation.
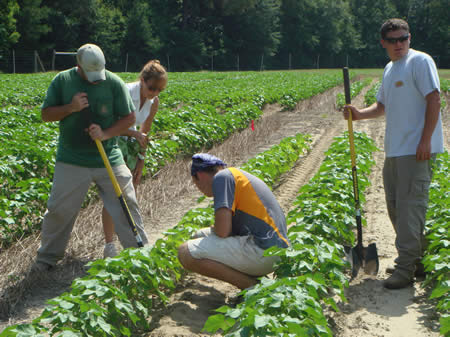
[192,165,222,180]
[380,18,409,39]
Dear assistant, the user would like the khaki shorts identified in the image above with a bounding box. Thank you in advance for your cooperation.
[187,228,279,276]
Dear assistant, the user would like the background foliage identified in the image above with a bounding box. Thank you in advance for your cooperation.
[1,0,449,72]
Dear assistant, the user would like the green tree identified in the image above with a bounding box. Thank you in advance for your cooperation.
[389,0,411,17]
[15,0,51,51]
[408,0,449,67]
[41,0,125,69]
[276,0,361,68]
[349,0,398,67]
[92,3,126,70]
[0,0,20,55]
[222,0,282,70]
[121,0,161,72]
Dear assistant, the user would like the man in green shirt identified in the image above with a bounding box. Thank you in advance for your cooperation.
[33,44,148,271]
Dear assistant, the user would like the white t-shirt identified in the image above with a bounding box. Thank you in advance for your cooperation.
[376,49,444,157]
[126,81,155,130]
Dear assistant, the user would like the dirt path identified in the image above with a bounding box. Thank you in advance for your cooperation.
[331,115,443,337]
[330,92,449,337]
[0,85,447,337]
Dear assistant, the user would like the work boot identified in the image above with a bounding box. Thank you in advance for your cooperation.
[103,242,118,258]
[385,262,426,278]
[383,272,413,289]
[30,261,52,273]
[414,263,426,278]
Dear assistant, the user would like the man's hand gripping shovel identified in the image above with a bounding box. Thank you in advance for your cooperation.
[342,67,379,278]
[84,107,144,248]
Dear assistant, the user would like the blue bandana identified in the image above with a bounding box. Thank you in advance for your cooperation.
[191,153,227,176]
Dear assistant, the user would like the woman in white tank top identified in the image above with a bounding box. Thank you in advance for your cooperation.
[103,60,168,257]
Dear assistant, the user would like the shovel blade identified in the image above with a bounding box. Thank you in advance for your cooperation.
[344,243,379,278]
[363,243,379,275]
[344,245,361,279]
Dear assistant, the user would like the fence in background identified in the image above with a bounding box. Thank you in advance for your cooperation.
[3,49,443,74]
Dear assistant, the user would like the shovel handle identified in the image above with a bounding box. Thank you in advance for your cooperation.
[343,67,357,170]
[95,138,144,248]
[343,67,363,250]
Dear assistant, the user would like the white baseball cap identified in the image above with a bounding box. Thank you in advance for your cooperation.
[76,44,106,82]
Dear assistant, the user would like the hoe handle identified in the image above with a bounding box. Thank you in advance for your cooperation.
[95,138,144,248]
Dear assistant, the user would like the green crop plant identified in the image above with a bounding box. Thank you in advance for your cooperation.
[423,152,449,336]
[0,133,312,336]
[0,70,343,248]
[203,132,379,336]
[336,77,372,109]
[364,81,381,106]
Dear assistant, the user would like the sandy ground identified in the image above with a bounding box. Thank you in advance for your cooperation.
[330,110,446,337]
[0,85,447,336]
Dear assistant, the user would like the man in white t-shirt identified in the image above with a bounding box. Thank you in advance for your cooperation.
[344,18,444,289]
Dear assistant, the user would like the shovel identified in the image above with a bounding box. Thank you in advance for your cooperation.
[83,107,144,248]
[342,67,379,278]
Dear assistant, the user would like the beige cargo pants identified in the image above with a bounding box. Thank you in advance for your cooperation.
[383,155,435,279]
[37,162,148,266]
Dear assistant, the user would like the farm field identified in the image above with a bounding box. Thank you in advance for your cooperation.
[0,69,449,336]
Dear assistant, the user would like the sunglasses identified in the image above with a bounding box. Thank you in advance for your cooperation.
[144,81,165,93]
[384,34,409,44]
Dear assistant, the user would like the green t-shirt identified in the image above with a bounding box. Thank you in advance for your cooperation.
[42,68,135,167]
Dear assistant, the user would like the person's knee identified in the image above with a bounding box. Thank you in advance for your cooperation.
[178,242,194,269]
[45,203,69,223]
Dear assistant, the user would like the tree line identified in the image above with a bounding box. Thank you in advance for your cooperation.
[1,0,448,72]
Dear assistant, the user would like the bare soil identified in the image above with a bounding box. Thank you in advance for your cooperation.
[0,86,447,336]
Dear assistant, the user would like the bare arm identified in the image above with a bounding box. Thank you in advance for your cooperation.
[343,102,385,121]
[120,97,159,146]
[416,90,441,160]
[130,97,160,184]
[214,207,233,238]
[88,112,136,141]
[42,92,88,122]
[121,128,142,139]
[140,96,159,135]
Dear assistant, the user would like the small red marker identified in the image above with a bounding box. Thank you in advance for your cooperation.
[251,120,255,131]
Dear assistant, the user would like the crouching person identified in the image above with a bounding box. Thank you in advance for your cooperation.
[178,153,290,290]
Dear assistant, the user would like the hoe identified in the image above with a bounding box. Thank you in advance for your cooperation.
[84,107,144,248]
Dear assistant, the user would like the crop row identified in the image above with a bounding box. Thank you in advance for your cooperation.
[364,81,381,106]
[0,71,345,249]
[335,77,372,109]
[0,71,343,110]
[423,152,449,336]
[0,133,312,336]
[204,132,379,336]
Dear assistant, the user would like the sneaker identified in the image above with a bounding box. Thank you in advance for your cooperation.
[383,272,413,289]
[103,242,118,258]
[385,262,426,278]
[30,261,52,273]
